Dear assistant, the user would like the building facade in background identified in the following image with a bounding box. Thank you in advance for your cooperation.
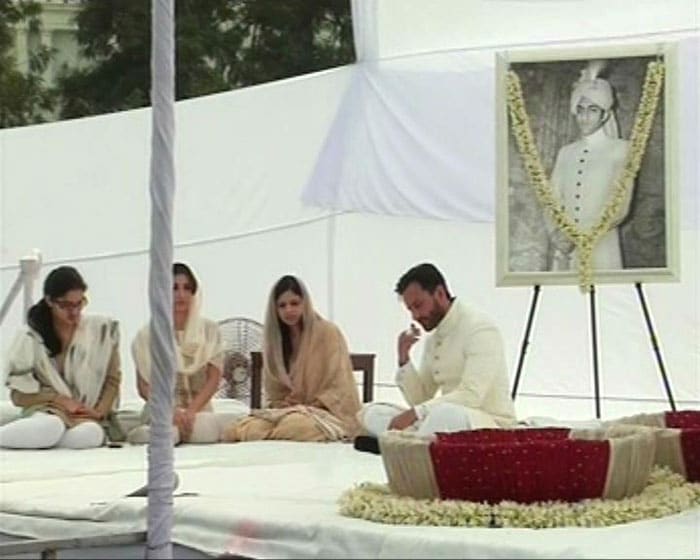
[12,0,86,88]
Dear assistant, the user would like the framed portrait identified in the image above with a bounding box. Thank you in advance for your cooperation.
[495,42,680,287]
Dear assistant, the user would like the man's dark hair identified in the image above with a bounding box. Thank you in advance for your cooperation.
[395,263,453,299]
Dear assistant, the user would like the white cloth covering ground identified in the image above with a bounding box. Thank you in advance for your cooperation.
[1,440,698,559]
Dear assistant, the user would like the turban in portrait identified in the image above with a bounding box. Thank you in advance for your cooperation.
[570,59,620,138]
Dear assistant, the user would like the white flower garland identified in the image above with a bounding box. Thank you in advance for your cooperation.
[338,466,700,528]
[506,61,665,292]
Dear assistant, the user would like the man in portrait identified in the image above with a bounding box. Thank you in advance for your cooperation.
[547,60,633,271]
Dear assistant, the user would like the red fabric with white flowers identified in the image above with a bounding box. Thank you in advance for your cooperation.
[666,410,700,482]
[429,429,610,504]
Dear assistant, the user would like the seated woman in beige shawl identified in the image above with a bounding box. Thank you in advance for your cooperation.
[128,262,223,445]
[223,275,361,443]
[1,266,121,449]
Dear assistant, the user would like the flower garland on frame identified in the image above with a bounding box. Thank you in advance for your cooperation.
[506,60,665,292]
[338,466,700,528]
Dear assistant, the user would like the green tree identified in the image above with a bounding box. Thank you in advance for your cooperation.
[56,0,354,120]
[57,0,245,119]
[0,0,55,128]
[230,0,354,86]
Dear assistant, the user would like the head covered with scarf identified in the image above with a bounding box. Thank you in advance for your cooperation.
[132,262,222,382]
[259,274,361,436]
[263,275,318,389]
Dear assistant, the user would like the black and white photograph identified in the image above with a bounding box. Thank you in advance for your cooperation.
[496,43,680,287]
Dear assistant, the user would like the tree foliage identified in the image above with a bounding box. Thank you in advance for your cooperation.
[56,0,354,120]
[0,0,54,128]
[230,0,354,85]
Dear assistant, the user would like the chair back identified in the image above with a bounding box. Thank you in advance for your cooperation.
[248,351,375,409]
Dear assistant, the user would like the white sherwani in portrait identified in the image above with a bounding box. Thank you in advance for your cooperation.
[550,125,632,270]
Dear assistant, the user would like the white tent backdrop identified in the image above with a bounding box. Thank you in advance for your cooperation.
[1,1,698,421]
[371,0,699,59]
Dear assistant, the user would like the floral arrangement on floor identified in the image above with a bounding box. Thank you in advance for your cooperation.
[338,466,700,528]
[505,60,665,292]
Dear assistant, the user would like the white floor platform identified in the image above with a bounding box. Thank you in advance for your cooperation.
[1,441,698,559]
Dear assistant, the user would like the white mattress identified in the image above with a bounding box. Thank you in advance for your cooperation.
[1,441,698,559]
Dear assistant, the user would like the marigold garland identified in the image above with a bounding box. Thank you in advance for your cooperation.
[506,61,665,292]
[338,466,700,528]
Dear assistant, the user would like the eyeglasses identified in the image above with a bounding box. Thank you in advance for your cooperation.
[52,297,87,311]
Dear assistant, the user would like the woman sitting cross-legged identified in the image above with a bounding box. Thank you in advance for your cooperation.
[127,262,223,445]
[223,275,361,443]
[0,266,121,450]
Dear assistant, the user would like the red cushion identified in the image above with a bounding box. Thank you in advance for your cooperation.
[665,410,700,429]
[665,411,700,482]
[430,429,609,504]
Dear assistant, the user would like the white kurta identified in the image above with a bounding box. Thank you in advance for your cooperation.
[396,300,516,429]
[550,127,632,270]
[5,314,119,409]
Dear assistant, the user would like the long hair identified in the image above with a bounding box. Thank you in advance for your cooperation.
[27,266,87,356]
[264,275,316,373]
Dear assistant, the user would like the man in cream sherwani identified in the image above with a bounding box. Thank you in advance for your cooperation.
[358,263,516,439]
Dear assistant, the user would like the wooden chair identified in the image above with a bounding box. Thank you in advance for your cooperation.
[249,351,375,409]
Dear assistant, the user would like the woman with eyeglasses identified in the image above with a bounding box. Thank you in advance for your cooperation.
[127,262,223,445]
[1,266,122,449]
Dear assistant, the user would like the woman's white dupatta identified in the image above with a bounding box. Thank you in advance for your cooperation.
[132,285,223,383]
[5,315,119,408]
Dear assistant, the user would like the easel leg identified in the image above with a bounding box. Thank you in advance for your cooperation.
[511,285,541,400]
[589,286,601,419]
[635,282,676,411]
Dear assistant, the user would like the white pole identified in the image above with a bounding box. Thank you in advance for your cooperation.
[146,0,176,557]
[0,276,22,326]
[19,249,42,319]
[0,250,42,326]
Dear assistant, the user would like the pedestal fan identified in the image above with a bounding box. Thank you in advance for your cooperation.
[216,317,263,402]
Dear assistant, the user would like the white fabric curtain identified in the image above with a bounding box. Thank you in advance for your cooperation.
[350,0,379,61]
[677,36,700,231]
[373,0,699,60]
[302,52,496,222]
[303,35,698,227]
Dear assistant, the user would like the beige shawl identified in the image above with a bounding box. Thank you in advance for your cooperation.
[132,285,223,383]
[5,314,120,409]
[262,279,361,437]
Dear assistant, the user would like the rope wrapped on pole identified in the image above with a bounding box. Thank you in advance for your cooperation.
[146,0,176,558]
